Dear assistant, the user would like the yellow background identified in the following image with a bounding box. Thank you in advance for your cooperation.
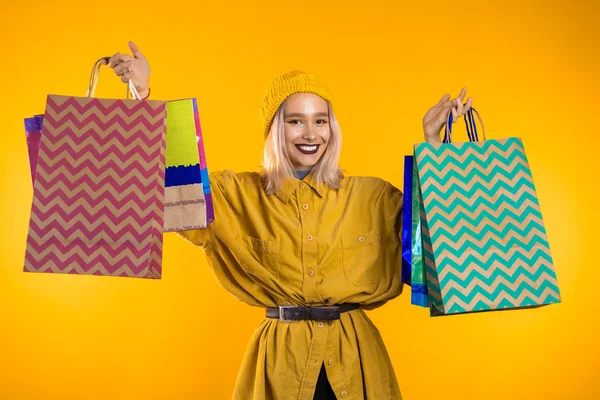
[1,0,598,399]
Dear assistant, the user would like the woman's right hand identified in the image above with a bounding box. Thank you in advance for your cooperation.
[100,41,151,99]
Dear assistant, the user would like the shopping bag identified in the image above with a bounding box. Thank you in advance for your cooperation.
[24,59,167,278]
[401,154,430,307]
[194,99,214,225]
[163,98,213,231]
[24,115,44,184]
[25,100,214,232]
[414,109,561,315]
[401,155,413,285]
[410,158,429,307]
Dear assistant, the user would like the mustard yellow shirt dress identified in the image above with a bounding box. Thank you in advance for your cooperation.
[177,170,405,400]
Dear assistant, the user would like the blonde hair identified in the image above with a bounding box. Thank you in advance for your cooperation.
[260,99,344,195]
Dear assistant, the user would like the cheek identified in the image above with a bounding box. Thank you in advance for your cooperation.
[284,127,301,144]
[321,129,331,145]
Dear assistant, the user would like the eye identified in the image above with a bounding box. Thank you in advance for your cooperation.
[316,119,327,124]
[288,119,302,124]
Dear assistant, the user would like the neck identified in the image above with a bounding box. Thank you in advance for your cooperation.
[293,168,311,180]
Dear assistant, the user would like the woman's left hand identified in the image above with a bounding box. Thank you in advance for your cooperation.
[422,88,472,143]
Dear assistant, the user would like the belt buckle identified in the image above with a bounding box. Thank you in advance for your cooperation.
[279,306,298,322]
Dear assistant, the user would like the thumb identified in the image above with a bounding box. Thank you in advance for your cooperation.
[128,41,145,60]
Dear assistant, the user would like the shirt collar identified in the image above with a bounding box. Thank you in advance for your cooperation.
[275,173,325,204]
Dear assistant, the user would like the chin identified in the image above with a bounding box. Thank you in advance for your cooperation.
[290,147,327,170]
[294,156,320,169]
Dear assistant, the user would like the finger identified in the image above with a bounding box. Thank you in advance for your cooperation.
[108,53,121,68]
[128,41,146,60]
[117,54,134,63]
[456,100,464,116]
[435,101,454,124]
[436,93,450,106]
[465,97,473,112]
[98,57,110,65]
[113,60,132,76]
[114,62,131,76]
[441,98,455,109]
[451,107,458,123]
[457,87,467,101]
[121,70,135,83]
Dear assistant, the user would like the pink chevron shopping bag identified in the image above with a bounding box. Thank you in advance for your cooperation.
[24,94,167,279]
[25,100,214,232]
[413,109,561,315]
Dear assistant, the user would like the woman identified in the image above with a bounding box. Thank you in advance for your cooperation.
[106,41,473,400]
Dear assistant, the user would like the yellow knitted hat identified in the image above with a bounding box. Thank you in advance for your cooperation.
[259,70,333,140]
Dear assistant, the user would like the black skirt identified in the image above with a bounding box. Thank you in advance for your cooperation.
[313,362,337,400]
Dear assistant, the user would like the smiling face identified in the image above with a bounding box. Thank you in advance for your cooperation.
[283,92,331,171]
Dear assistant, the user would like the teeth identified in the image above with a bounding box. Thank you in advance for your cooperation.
[298,145,317,151]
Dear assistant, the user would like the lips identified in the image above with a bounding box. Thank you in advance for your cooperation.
[295,144,319,155]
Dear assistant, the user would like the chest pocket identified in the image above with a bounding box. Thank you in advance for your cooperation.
[235,233,280,279]
[341,230,382,286]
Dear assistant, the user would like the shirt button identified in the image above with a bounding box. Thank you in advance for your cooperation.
[341,391,348,397]
[308,270,315,276]
[358,236,365,243]
[302,203,309,210]
[299,182,306,188]
[328,359,334,366]
[307,235,314,242]
[317,322,324,328]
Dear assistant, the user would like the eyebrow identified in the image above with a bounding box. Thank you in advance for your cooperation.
[285,112,329,118]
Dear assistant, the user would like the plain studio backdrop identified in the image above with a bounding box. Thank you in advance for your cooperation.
[0,0,598,399]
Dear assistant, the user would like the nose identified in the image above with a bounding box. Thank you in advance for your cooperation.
[302,126,317,142]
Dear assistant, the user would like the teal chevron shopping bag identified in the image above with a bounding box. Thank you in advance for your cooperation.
[414,109,561,316]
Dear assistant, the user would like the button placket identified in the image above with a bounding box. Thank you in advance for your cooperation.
[297,316,329,400]
[323,334,350,399]
[298,186,319,302]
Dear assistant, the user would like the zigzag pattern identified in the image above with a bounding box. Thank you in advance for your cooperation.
[437,246,553,283]
[421,165,535,199]
[445,287,560,314]
[417,139,526,176]
[426,190,541,229]
[45,112,165,135]
[46,96,165,123]
[429,200,544,239]
[415,137,560,314]
[24,95,167,279]
[41,125,164,163]
[434,226,549,257]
